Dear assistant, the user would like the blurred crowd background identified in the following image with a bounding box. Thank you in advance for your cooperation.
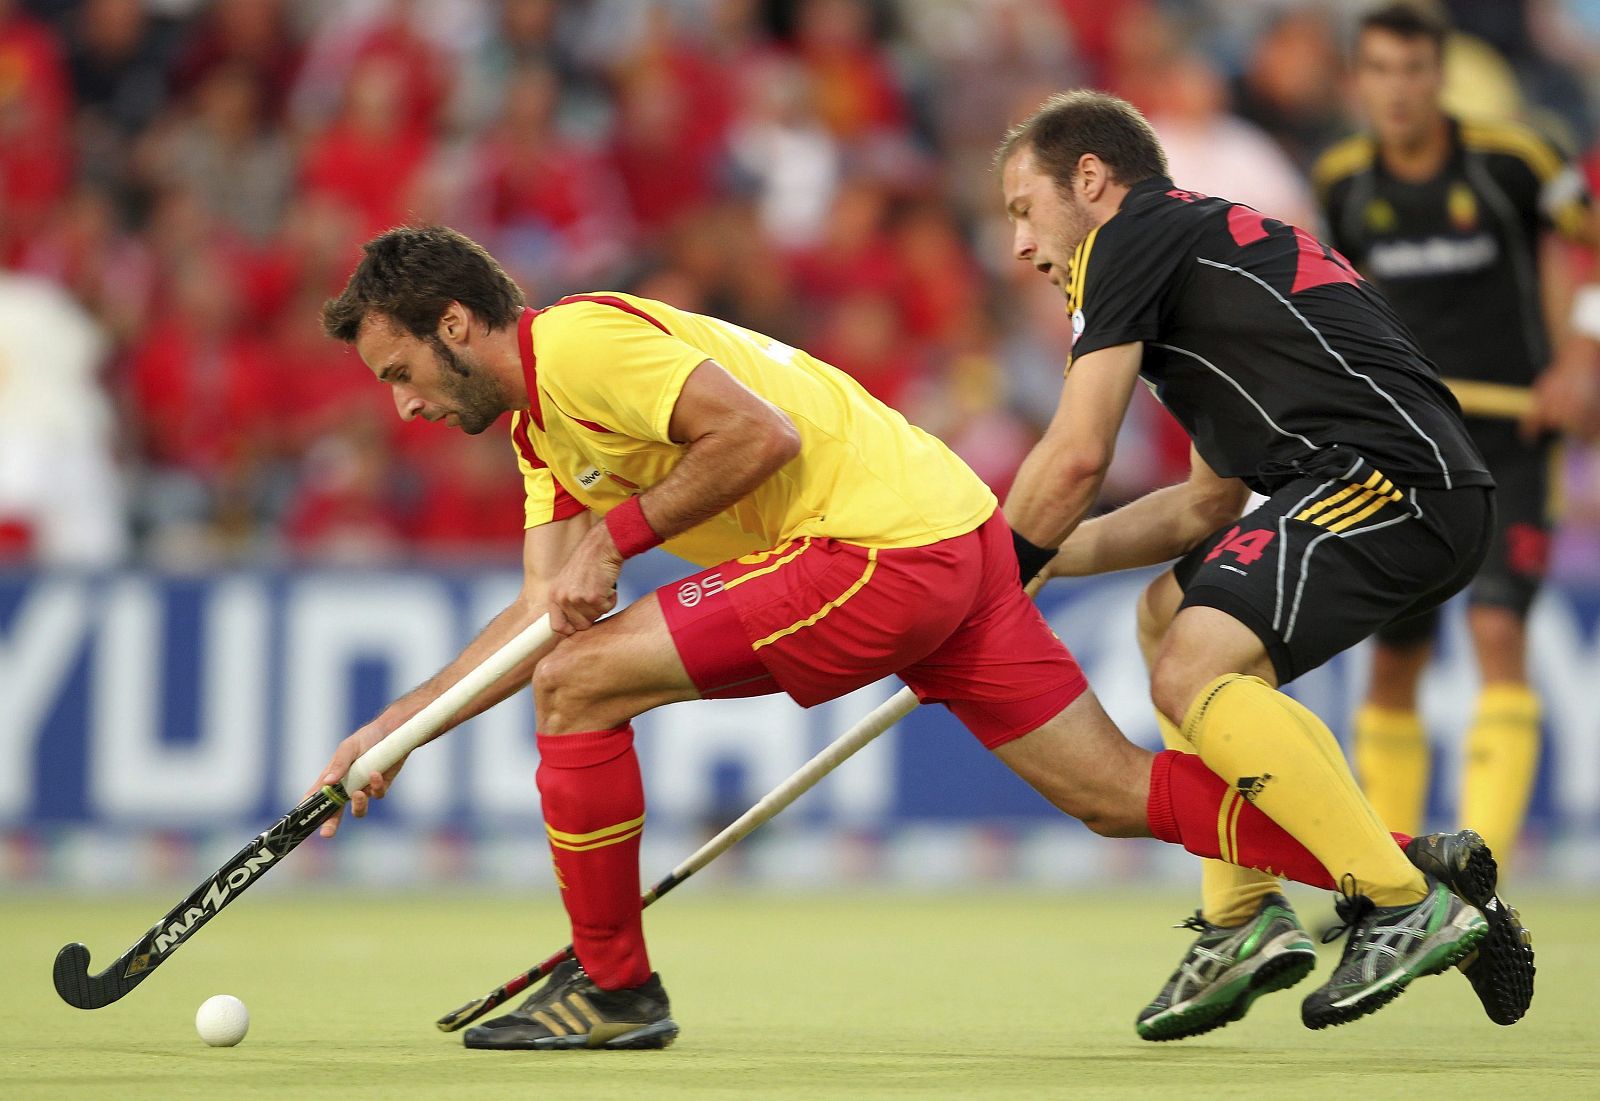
[7,0,1600,576]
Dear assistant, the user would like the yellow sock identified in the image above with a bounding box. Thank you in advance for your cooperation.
[1183,675,1427,907]
[1158,713,1278,925]
[1460,683,1540,866]
[1352,705,1429,837]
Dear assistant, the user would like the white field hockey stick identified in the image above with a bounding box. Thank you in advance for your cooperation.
[53,615,559,1010]
[434,575,1051,1031]
[435,683,919,1030]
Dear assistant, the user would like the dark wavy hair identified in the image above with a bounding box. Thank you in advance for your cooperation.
[1358,2,1450,58]
[322,225,525,343]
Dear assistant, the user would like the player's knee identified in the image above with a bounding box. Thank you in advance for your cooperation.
[1470,605,1526,655]
[1077,798,1146,839]
[1148,656,1198,733]
[1135,575,1177,666]
[531,640,604,730]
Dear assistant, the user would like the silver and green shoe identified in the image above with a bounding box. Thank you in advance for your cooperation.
[1137,892,1317,1041]
[1301,879,1486,1030]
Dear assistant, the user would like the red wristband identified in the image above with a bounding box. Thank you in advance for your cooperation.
[605,496,663,558]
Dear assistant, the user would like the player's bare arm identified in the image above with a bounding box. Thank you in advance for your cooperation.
[545,359,801,635]
[1045,445,1249,580]
[1532,225,1600,438]
[1003,341,1144,554]
[312,513,592,835]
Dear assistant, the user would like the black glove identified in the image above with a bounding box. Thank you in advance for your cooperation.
[1010,528,1057,585]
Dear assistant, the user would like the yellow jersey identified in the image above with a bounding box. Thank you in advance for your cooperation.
[509,293,994,567]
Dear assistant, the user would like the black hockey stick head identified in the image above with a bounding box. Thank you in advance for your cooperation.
[53,941,152,1010]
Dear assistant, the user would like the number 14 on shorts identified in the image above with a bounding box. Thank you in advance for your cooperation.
[1205,526,1276,567]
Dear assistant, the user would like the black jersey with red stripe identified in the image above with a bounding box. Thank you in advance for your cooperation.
[1067,176,1491,495]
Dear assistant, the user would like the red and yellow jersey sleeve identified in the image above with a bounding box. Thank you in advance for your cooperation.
[518,293,995,565]
[510,410,587,528]
[533,295,708,444]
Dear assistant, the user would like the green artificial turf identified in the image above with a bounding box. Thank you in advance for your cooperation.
[6,887,1597,1099]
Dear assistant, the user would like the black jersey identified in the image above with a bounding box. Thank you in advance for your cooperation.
[1067,176,1490,495]
[1315,116,1590,400]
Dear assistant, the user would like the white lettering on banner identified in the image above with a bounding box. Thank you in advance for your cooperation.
[279,578,457,816]
[811,682,897,823]
[1531,599,1600,820]
[0,580,89,819]
[467,575,543,820]
[646,696,809,824]
[639,683,894,826]
[89,578,268,820]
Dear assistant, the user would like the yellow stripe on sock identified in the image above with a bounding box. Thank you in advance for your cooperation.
[549,826,645,853]
[1216,790,1239,863]
[1227,787,1246,865]
[752,549,877,650]
[546,813,646,846]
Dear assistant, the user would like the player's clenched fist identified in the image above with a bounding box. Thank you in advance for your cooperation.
[307,723,407,838]
[547,524,624,635]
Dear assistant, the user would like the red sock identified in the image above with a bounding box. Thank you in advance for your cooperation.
[536,725,651,990]
[1148,751,1413,890]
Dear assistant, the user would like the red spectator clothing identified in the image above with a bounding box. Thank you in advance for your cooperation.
[271,329,390,453]
[284,475,408,559]
[789,235,901,306]
[344,19,450,133]
[0,11,73,255]
[893,223,984,346]
[794,43,906,140]
[169,3,302,120]
[479,130,616,235]
[605,42,733,234]
[126,317,281,475]
[407,464,527,557]
[301,122,432,237]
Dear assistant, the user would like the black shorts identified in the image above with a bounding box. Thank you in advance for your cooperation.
[1377,419,1553,645]
[1174,470,1494,683]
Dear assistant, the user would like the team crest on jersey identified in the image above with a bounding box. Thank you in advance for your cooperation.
[1071,309,1085,346]
[1448,182,1478,231]
[1365,198,1397,233]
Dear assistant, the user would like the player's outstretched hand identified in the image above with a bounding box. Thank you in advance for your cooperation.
[306,723,408,838]
[1526,346,1600,441]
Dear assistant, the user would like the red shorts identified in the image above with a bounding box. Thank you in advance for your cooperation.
[657,511,1087,749]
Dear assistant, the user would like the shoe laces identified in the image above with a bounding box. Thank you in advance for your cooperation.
[1322,873,1377,946]
[1175,912,1209,933]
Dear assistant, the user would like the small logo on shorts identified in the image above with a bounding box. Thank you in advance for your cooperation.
[577,467,603,488]
[676,573,724,608]
[1236,774,1274,802]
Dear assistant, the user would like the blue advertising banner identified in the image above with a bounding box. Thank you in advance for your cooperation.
[2,558,1599,884]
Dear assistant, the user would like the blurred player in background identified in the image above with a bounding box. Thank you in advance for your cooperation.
[310,226,1484,1052]
[999,89,1534,1041]
[1314,1,1600,870]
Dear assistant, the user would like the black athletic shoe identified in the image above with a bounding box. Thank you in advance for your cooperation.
[1136,893,1317,1042]
[1405,829,1535,1025]
[1301,879,1485,1030]
[463,963,678,1051]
